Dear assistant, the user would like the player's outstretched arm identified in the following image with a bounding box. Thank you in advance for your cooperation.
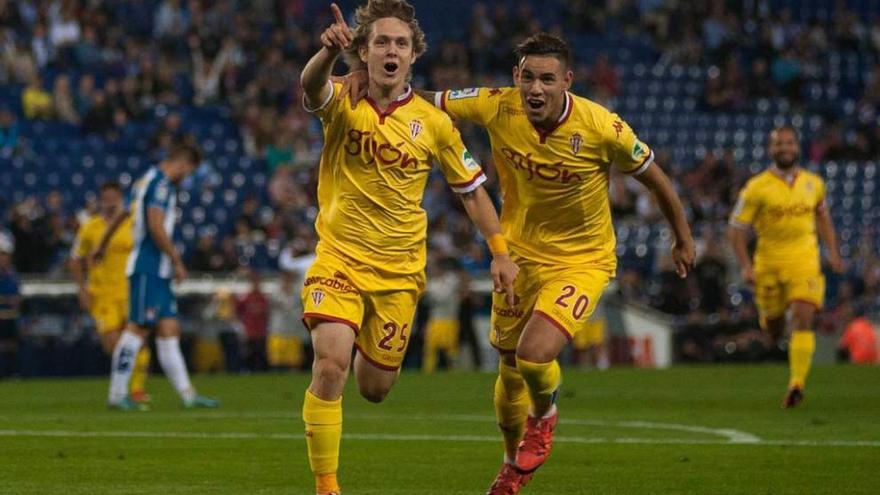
[816,204,844,273]
[634,163,695,278]
[458,187,519,305]
[301,3,352,109]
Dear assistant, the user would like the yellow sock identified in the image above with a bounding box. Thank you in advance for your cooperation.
[788,330,815,389]
[130,347,151,394]
[494,361,530,460]
[303,390,342,493]
[516,357,561,417]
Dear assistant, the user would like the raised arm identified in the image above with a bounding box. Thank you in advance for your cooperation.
[458,187,519,306]
[301,3,352,109]
[633,163,695,278]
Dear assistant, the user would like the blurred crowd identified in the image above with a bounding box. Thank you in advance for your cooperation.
[0,0,879,361]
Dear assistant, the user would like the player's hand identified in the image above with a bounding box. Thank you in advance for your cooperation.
[740,265,756,286]
[828,252,845,274]
[77,287,91,311]
[339,69,368,109]
[173,257,188,283]
[491,254,519,307]
[320,3,353,53]
[671,236,695,278]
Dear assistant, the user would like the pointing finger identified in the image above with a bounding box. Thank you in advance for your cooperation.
[331,3,347,27]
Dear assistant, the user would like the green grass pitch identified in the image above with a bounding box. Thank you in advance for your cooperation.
[1,364,879,494]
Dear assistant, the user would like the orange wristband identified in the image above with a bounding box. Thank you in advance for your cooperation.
[487,233,509,256]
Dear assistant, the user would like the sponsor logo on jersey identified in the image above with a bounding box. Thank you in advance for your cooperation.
[570,133,583,155]
[311,289,325,307]
[409,119,423,140]
[462,150,480,170]
[500,147,583,184]
[304,275,360,294]
[612,120,624,138]
[766,203,814,219]
[489,88,503,97]
[448,88,479,100]
[345,129,421,169]
[493,306,525,318]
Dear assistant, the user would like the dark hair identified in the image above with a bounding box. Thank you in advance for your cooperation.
[514,32,571,69]
[167,142,203,166]
[99,180,122,193]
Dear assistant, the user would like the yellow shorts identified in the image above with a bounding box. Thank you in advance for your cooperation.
[301,248,423,371]
[90,293,128,334]
[425,319,460,352]
[491,256,612,354]
[754,262,825,327]
[267,335,304,368]
[573,317,606,350]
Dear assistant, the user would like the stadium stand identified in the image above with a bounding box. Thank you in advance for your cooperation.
[1,0,879,374]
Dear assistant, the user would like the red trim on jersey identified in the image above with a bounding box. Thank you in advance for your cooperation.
[439,91,448,112]
[354,344,400,371]
[302,312,360,335]
[365,86,415,124]
[449,171,486,189]
[533,310,574,341]
[534,93,573,144]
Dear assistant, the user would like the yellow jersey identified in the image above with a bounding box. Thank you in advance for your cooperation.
[437,87,654,271]
[306,82,486,284]
[72,215,134,295]
[730,168,825,267]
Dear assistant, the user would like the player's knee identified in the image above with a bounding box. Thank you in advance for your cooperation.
[313,357,349,388]
[358,382,391,403]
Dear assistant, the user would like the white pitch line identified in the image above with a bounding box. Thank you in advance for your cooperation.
[0,429,878,447]
[0,411,762,443]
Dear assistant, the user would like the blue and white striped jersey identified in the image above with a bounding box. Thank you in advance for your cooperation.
[125,166,178,279]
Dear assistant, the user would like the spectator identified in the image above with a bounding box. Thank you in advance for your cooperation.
[52,74,79,125]
[0,242,19,377]
[189,232,234,272]
[81,90,114,136]
[236,270,269,372]
[75,74,95,116]
[268,269,309,370]
[22,74,52,119]
[0,107,19,158]
[154,0,189,41]
[422,257,464,373]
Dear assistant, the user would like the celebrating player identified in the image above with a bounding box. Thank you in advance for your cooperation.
[728,126,844,408]
[345,31,695,493]
[96,143,219,411]
[71,181,150,403]
[299,1,518,494]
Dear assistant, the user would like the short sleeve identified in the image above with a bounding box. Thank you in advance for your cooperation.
[436,87,504,127]
[433,114,486,194]
[604,112,654,176]
[730,181,760,227]
[303,81,343,122]
[147,178,172,211]
[72,223,92,259]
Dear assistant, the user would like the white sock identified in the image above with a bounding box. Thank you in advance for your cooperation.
[156,336,196,402]
[108,331,144,403]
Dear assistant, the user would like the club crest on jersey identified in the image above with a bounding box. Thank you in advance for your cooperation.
[409,119,423,140]
[570,133,583,155]
[311,289,325,307]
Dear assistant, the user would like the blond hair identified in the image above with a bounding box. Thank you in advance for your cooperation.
[344,0,427,67]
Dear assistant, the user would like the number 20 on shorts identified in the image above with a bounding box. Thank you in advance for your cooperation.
[555,285,590,320]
